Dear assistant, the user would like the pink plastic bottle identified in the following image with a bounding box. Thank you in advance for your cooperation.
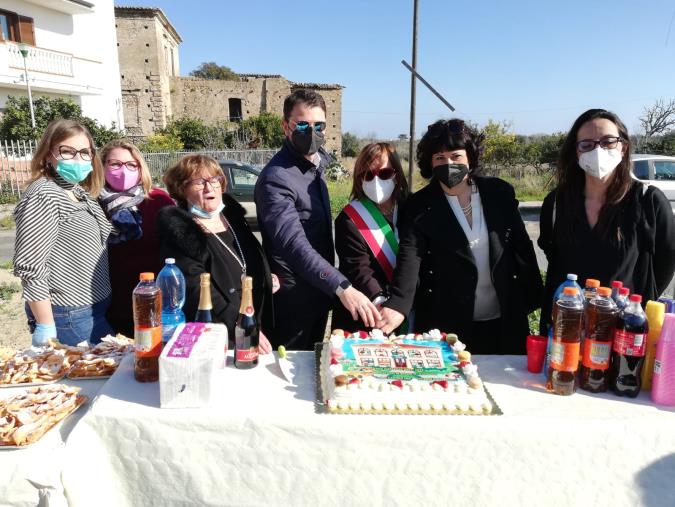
[651,314,675,406]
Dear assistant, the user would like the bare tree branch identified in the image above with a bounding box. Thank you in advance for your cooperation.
[640,99,675,138]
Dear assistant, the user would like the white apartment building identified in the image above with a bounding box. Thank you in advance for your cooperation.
[0,0,123,129]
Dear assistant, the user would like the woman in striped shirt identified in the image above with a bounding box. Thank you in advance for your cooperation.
[13,119,113,346]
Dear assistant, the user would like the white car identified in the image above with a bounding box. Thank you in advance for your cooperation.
[631,154,675,209]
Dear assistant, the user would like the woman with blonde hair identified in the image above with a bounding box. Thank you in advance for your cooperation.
[157,154,274,353]
[332,142,409,332]
[99,139,174,336]
[13,119,113,346]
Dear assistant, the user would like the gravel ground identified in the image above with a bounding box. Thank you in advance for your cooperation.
[0,268,30,350]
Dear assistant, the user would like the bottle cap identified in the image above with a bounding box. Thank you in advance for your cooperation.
[199,273,211,284]
[598,287,611,296]
[611,280,623,289]
[165,258,175,264]
[629,294,642,303]
[619,287,630,296]
[139,272,154,281]
[585,279,600,288]
[566,274,578,281]
[563,287,578,296]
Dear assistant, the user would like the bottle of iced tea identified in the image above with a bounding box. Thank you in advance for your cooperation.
[133,272,162,382]
[547,287,584,396]
[579,287,618,393]
[583,279,600,305]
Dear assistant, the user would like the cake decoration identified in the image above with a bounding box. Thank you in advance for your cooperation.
[321,329,493,414]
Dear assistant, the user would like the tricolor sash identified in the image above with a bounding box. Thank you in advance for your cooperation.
[342,199,398,281]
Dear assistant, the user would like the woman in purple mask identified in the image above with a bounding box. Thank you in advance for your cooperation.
[99,139,174,336]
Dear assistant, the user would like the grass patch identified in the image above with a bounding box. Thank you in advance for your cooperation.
[0,215,15,229]
[0,260,13,270]
[0,282,20,301]
[0,193,19,205]
[326,179,352,219]
[502,173,552,202]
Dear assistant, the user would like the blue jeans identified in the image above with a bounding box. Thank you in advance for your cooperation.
[26,297,114,346]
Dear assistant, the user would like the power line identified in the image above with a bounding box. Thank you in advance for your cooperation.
[666,7,675,45]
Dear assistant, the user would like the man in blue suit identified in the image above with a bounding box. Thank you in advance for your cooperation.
[254,89,380,350]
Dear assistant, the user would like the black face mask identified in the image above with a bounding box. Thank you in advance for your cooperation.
[291,129,325,156]
[432,163,469,189]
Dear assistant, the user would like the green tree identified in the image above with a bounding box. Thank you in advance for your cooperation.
[0,95,123,146]
[189,62,239,81]
[239,112,284,148]
[341,132,359,157]
[481,120,521,173]
[160,117,210,150]
[138,133,184,153]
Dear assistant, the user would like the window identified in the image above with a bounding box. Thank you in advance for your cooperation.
[230,167,258,187]
[0,9,35,45]
[228,98,242,122]
[654,161,675,181]
[632,160,650,180]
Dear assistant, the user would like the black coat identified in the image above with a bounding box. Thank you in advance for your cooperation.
[332,203,404,332]
[385,177,543,354]
[155,194,274,339]
[538,181,675,335]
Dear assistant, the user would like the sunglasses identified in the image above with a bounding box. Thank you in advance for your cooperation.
[106,160,140,171]
[364,168,395,181]
[576,136,624,153]
[291,120,326,133]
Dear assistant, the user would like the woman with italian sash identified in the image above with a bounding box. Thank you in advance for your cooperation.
[332,143,410,332]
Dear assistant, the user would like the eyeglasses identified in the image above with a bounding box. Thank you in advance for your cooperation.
[55,145,94,161]
[364,167,395,182]
[187,176,224,190]
[106,160,140,171]
[576,136,624,153]
[290,120,326,133]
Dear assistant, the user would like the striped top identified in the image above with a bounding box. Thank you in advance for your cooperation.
[13,175,112,307]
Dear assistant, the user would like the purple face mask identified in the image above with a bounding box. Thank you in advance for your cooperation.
[105,165,140,191]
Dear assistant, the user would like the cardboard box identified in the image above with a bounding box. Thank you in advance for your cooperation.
[159,322,228,408]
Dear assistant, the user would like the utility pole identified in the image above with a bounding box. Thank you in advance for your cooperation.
[407,0,418,188]
[18,43,36,129]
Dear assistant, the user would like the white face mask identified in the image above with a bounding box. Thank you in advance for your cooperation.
[578,147,622,180]
[362,176,395,204]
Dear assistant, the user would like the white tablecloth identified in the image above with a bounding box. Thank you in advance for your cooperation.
[60,352,675,507]
[0,378,107,507]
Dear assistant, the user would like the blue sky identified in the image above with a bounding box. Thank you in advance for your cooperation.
[124,0,675,139]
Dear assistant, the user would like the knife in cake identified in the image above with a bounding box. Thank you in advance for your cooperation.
[277,346,293,383]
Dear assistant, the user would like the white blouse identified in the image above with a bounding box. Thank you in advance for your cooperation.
[446,189,501,321]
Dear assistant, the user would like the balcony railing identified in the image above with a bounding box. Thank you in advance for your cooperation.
[6,42,74,77]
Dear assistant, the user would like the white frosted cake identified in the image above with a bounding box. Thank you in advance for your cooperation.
[321,329,492,414]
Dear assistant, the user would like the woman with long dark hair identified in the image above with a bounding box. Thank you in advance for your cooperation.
[538,108,675,334]
[378,119,542,354]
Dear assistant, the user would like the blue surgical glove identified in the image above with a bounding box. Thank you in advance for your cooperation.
[32,323,57,347]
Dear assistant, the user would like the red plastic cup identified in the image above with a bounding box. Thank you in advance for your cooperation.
[526,335,547,373]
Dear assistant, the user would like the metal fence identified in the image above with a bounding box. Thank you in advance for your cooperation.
[0,139,36,199]
[0,141,277,199]
[142,149,276,183]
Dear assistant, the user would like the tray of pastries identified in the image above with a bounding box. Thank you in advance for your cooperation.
[0,345,84,386]
[66,335,133,379]
[0,384,87,447]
